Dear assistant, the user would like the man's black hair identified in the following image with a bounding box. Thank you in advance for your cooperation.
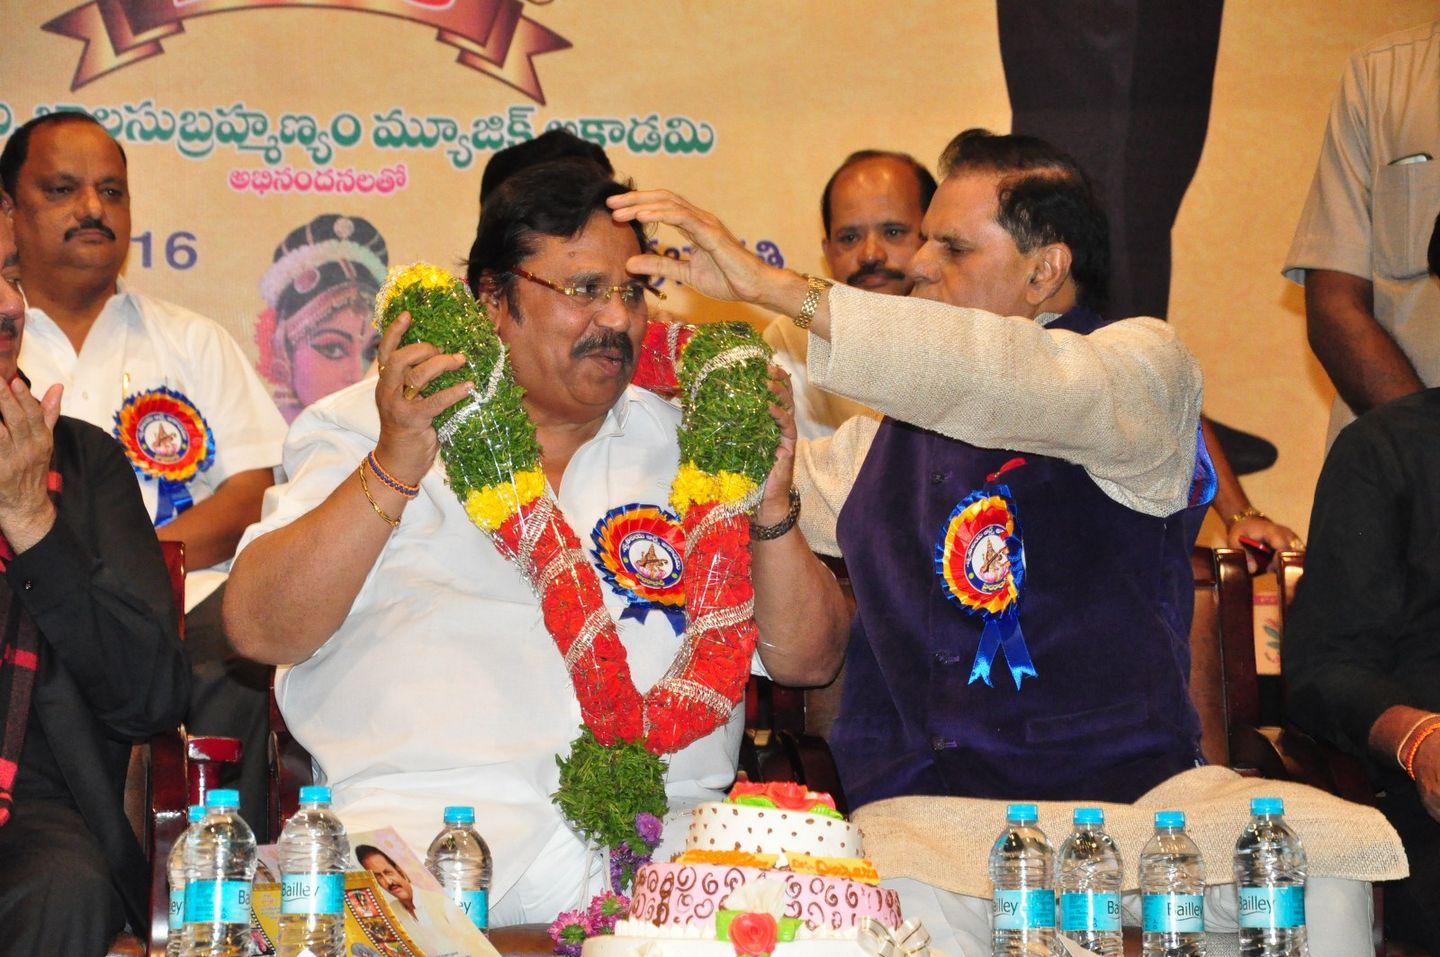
[479,130,613,206]
[820,150,937,236]
[355,844,402,873]
[465,157,645,303]
[938,128,1110,309]
[0,111,128,200]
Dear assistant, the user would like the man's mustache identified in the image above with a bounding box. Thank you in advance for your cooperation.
[847,263,908,285]
[571,330,635,364]
[64,218,115,242]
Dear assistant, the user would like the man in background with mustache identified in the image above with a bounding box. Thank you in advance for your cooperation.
[0,111,287,836]
[765,150,934,440]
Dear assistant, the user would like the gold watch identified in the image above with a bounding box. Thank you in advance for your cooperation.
[792,274,832,330]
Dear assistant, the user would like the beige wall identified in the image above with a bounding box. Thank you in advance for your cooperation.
[2,0,1434,532]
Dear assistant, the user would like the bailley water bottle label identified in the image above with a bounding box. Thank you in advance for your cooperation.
[169,888,184,929]
[993,888,1055,930]
[1142,893,1204,933]
[457,888,489,929]
[1239,885,1305,929]
[281,872,344,916]
[184,879,252,923]
[1060,891,1122,932]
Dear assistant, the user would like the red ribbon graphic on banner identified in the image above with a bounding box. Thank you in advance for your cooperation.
[42,0,570,103]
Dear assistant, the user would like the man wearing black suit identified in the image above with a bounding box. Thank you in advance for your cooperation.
[0,199,189,952]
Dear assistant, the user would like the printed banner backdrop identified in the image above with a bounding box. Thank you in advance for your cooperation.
[1,0,1435,531]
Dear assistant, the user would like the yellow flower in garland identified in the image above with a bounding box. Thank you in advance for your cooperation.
[670,463,760,516]
[374,263,458,324]
[464,469,546,532]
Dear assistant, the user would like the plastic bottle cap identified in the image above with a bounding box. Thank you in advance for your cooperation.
[1006,803,1038,823]
[1154,810,1186,829]
[299,785,333,805]
[1250,796,1284,816]
[187,804,205,823]
[205,789,241,810]
[1073,807,1104,826]
[444,805,476,825]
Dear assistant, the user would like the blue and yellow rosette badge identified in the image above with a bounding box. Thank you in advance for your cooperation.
[113,386,216,526]
[590,503,687,633]
[934,486,1037,689]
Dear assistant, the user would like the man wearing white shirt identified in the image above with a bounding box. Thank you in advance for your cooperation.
[224,158,849,923]
[1,111,287,834]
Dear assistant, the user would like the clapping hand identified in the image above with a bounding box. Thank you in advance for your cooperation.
[0,378,63,553]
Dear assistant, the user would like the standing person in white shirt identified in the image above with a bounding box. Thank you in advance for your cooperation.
[764,150,933,441]
[0,111,288,836]
[223,158,849,924]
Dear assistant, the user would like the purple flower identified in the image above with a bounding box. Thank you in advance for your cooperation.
[548,909,591,957]
[635,812,663,848]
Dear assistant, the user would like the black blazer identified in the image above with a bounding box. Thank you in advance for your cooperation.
[3,415,189,931]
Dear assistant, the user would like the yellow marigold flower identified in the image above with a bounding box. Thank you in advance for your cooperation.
[374,262,460,326]
[670,463,759,515]
[464,469,546,531]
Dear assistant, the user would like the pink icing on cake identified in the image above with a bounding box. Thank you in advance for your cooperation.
[628,861,902,932]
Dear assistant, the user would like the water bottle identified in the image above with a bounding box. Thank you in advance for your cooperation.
[988,802,1056,956]
[1140,810,1206,957]
[182,788,257,957]
[168,805,205,957]
[425,805,492,933]
[277,785,350,957]
[1056,807,1123,957]
[1234,797,1308,956]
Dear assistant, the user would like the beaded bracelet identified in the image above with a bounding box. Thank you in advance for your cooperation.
[1402,719,1440,780]
[356,461,401,528]
[1394,713,1438,769]
[366,450,420,498]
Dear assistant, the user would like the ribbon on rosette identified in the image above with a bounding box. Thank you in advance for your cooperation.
[934,485,1036,690]
[112,386,215,525]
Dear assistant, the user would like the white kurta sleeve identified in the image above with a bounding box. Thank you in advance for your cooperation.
[805,284,1203,517]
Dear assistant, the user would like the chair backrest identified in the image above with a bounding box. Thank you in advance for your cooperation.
[1188,546,1263,768]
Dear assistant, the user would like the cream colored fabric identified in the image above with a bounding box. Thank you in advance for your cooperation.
[853,765,1407,900]
[1283,20,1440,445]
[763,315,877,441]
[804,284,1204,519]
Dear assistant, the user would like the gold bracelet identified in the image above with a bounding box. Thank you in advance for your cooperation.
[791,274,831,330]
[1227,506,1265,528]
[356,461,401,528]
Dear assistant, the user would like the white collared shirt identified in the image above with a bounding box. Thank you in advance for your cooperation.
[235,379,745,924]
[20,287,287,608]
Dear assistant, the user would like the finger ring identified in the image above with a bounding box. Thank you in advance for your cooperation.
[403,384,419,400]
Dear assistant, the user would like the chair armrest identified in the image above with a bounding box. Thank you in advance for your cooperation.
[185,734,243,807]
[1273,724,1378,807]
[489,924,557,957]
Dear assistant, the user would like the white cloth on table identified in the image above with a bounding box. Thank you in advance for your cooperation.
[234,380,746,924]
[20,286,287,609]
[860,766,1402,957]
[1282,19,1440,445]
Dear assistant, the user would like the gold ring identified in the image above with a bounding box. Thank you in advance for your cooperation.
[403,384,419,400]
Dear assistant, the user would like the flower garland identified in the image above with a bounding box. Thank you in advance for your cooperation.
[373,263,778,896]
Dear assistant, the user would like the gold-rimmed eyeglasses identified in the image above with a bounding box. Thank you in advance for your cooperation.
[509,267,665,309]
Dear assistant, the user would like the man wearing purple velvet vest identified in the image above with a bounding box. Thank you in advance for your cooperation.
[612,129,1386,956]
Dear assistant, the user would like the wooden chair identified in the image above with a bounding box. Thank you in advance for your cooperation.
[110,542,247,957]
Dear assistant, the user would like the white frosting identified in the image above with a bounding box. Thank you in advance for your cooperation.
[684,802,862,858]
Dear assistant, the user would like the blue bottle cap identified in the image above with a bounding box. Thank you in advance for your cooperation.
[444,805,476,825]
[1006,803,1038,823]
[1251,797,1284,816]
[187,804,205,823]
[299,785,332,805]
[1073,807,1104,826]
[205,789,241,810]
[1154,810,1186,829]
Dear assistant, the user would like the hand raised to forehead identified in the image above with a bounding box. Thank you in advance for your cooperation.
[0,379,63,552]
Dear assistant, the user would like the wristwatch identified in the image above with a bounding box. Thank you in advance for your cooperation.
[792,274,832,330]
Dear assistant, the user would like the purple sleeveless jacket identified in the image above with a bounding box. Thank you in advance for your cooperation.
[830,306,1211,807]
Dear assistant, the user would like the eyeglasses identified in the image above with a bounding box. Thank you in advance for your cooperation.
[509,267,665,309]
